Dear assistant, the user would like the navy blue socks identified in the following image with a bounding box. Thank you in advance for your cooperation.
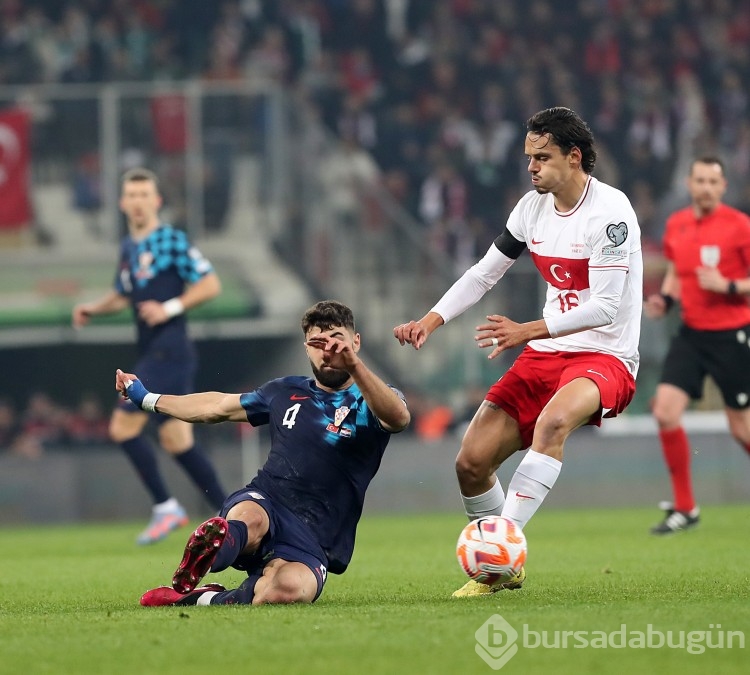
[209,573,262,605]
[210,519,249,573]
[121,436,170,504]
[174,446,226,510]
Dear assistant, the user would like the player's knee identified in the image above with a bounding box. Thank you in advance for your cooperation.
[651,403,679,429]
[161,440,190,455]
[243,510,268,548]
[266,570,315,605]
[110,408,148,442]
[158,425,193,454]
[727,419,750,446]
[108,424,125,444]
[534,410,572,446]
[109,420,134,444]
[650,386,689,428]
[455,451,489,487]
[263,578,311,604]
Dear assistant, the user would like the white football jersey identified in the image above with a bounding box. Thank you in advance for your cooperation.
[505,176,642,376]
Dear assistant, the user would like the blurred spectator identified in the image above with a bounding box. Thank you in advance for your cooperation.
[336,92,379,151]
[319,133,380,230]
[65,393,110,446]
[243,25,293,83]
[415,403,454,442]
[0,397,21,450]
[202,134,234,234]
[715,69,748,152]
[0,392,66,459]
[19,391,69,451]
[584,20,621,77]
[418,159,470,268]
[399,389,450,441]
[339,47,382,102]
[629,179,661,242]
[71,151,102,237]
[0,391,128,455]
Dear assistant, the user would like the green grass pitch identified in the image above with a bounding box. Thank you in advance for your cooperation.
[2,505,748,675]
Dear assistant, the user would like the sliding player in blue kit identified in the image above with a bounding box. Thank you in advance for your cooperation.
[73,168,226,545]
[117,300,411,606]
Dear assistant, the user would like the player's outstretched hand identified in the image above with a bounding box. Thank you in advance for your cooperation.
[393,320,429,350]
[115,368,136,397]
[115,369,161,412]
[115,368,149,407]
[475,315,526,359]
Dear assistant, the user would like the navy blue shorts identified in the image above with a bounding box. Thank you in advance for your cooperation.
[117,349,197,422]
[220,486,328,601]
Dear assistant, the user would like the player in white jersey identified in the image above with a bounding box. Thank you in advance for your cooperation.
[393,107,643,597]
[505,173,642,372]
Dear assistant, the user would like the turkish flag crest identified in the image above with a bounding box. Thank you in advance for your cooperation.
[0,108,32,229]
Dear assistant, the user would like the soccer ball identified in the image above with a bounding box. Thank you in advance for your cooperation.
[456,516,527,585]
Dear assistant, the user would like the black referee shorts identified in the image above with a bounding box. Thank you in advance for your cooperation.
[660,324,750,409]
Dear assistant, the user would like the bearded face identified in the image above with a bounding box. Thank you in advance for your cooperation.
[310,361,351,389]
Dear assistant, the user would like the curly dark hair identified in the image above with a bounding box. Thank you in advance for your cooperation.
[301,300,356,335]
[526,107,597,174]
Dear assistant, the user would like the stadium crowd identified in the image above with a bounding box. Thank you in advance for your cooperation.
[2,0,750,446]
[3,0,750,255]
[0,389,240,457]
[0,391,109,457]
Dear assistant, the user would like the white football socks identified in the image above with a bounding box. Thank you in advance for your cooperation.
[153,497,180,514]
[461,477,506,521]
[502,449,562,529]
[196,591,219,606]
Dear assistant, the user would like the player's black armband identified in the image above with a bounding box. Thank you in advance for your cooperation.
[661,294,675,311]
[493,230,526,260]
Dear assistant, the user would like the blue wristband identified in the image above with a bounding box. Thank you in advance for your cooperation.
[125,378,148,407]
[125,378,161,412]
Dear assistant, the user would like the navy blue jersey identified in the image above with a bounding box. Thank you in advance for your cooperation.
[240,375,404,574]
[114,225,213,356]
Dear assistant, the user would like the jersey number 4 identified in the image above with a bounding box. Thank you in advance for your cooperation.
[282,403,301,429]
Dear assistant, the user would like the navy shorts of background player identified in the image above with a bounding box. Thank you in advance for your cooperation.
[230,374,404,581]
[115,225,211,415]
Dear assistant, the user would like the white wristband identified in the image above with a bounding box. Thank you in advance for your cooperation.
[162,298,185,319]
[142,392,162,413]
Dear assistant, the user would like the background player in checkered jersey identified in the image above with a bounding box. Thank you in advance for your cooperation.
[116,300,410,607]
[644,156,750,535]
[72,168,226,545]
[394,107,643,597]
